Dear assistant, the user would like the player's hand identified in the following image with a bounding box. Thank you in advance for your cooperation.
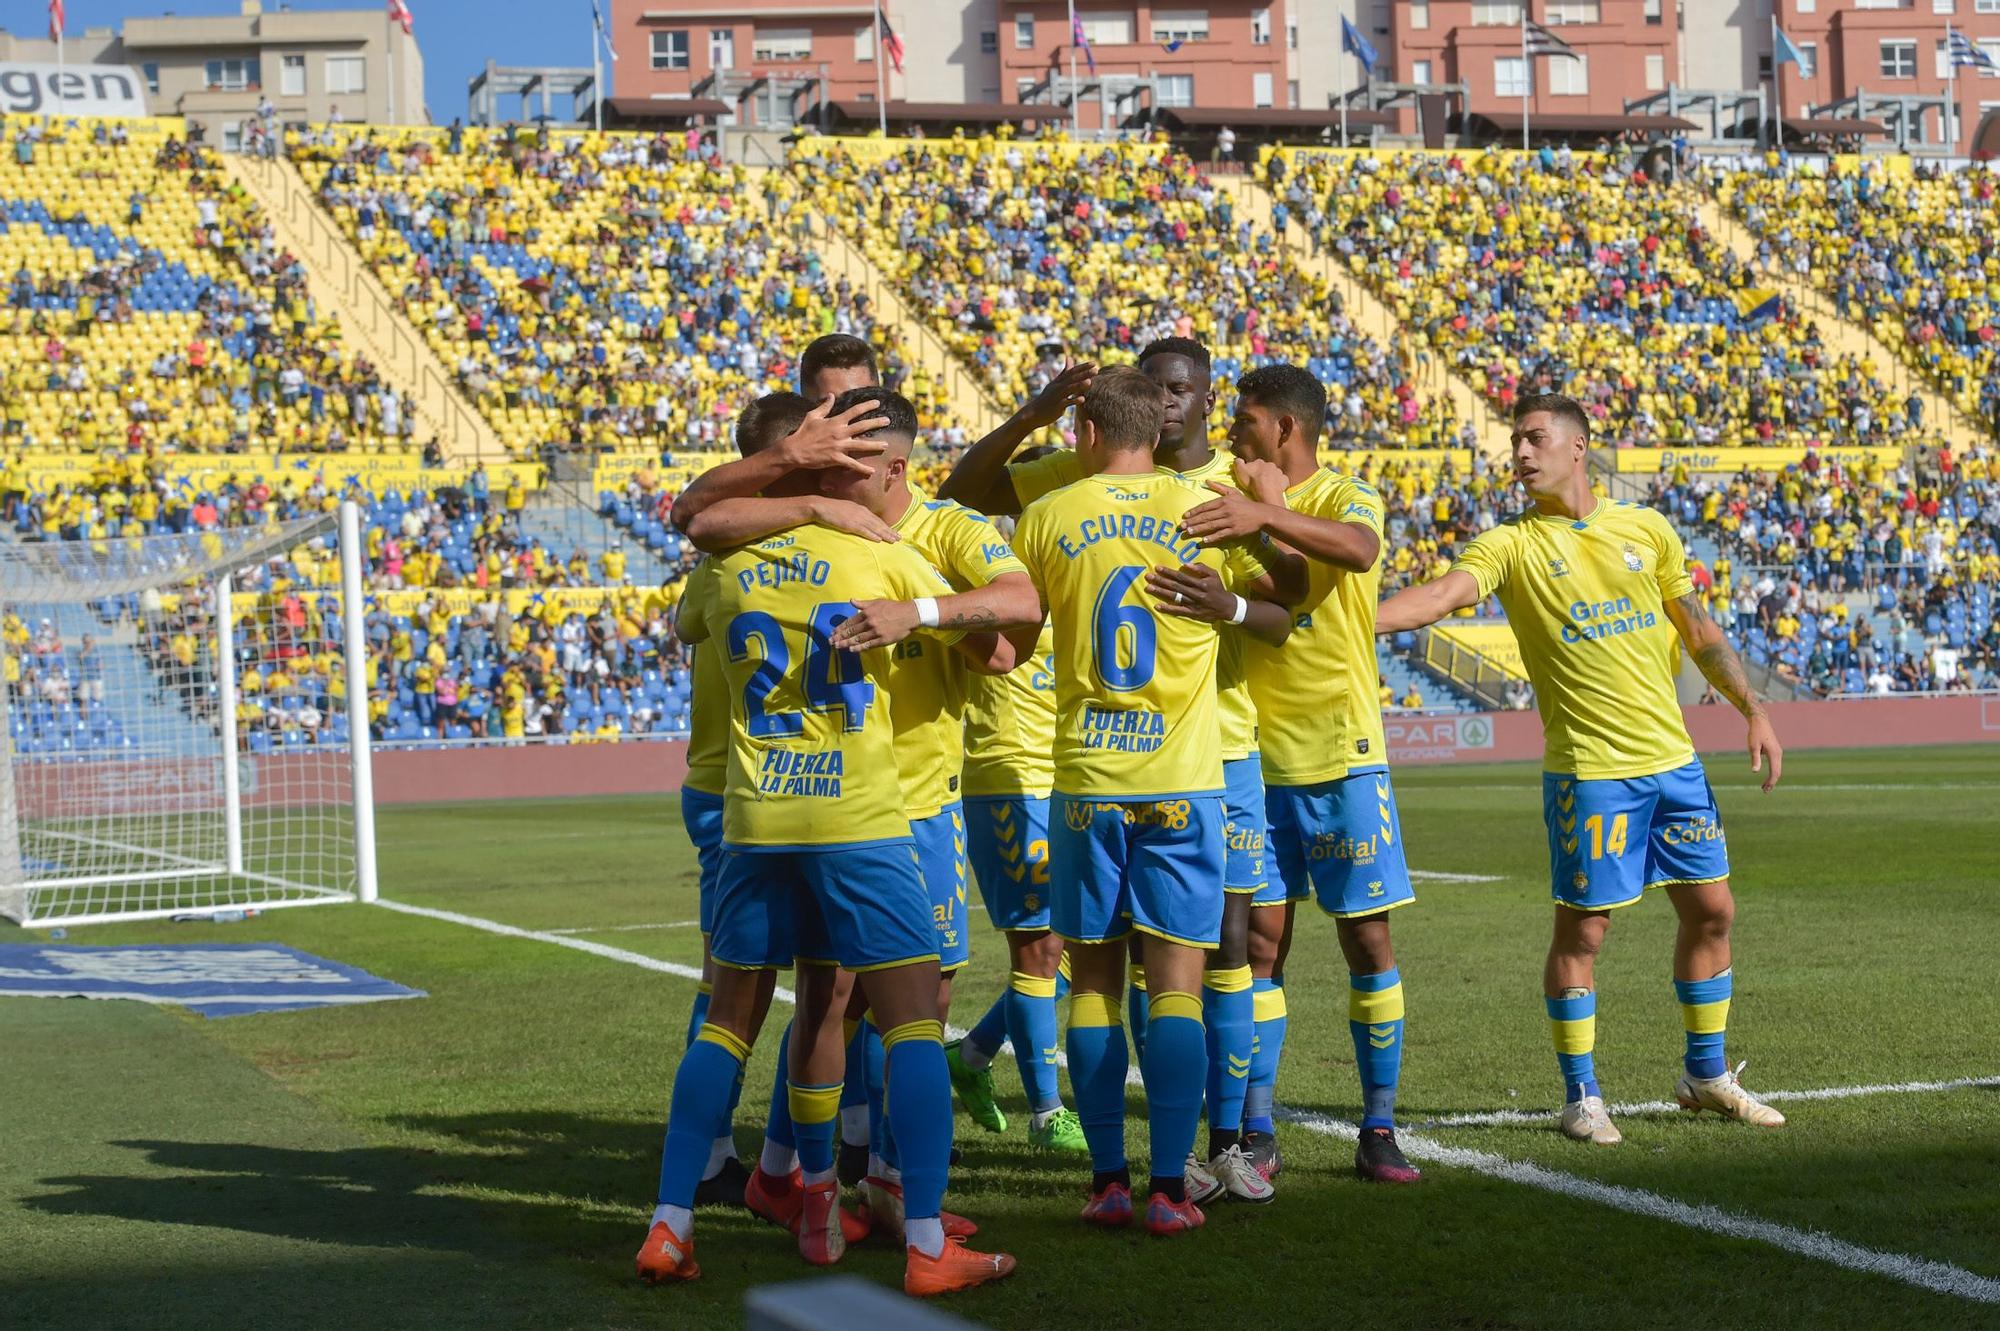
[1017,361,1097,431]
[1747,712,1783,792]
[1179,482,1271,545]
[829,598,919,651]
[1145,563,1235,622]
[780,396,890,474]
[1233,458,1290,507]
[808,498,900,543]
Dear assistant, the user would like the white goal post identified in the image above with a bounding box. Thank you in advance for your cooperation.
[0,499,377,929]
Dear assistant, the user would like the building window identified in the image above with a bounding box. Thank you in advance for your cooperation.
[1758,53,1773,79]
[1253,71,1274,106]
[1936,38,1952,78]
[1251,6,1270,44]
[204,57,260,92]
[1015,14,1034,47]
[1645,53,1666,89]
[1152,9,1208,43]
[1936,0,1957,13]
[1287,78,1299,107]
[325,56,366,94]
[1016,76,1039,100]
[141,62,159,93]
[856,22,875,61]
[1412,59,1433,84]
[1545,1,1601,22]
[1287,18,1297,48]
[1494,55,1531,97]
[651,30,690,71]
[1473,2,1523,24]
[1076,11,1134,45]
[280,54,305,97]
[1156,73,1194,107]
[980,28,998,54]
[752,28,811,61]
[1797,0,1815,10]
[1644,0,1663,22]
[1880,39,1917,79]
[1981,38,2000,71]
[1549,53,1589,94]
[222,122,243,152]
[1410,1,1431,28]
[710,28,735,69]
[1979,0,2000,12]
[1798,42,1818,77]
[1856,0,1912,8]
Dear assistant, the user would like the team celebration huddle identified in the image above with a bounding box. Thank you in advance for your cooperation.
[636,333,1787,1298]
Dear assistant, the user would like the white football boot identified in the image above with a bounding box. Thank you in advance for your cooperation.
[1558,1093,1623,1145]
[1676,1061,1787,1127]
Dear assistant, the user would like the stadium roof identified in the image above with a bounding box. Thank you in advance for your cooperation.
[824,100,1074,125]
[1468,112,1700,135]
[1152,107,1398,131]
[602,97,732,122]
[1783,116,1891,138]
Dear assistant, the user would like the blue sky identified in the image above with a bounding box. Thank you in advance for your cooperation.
[65,0,609,125]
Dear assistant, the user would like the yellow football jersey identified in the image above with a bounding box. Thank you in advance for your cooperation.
[1012,447,1257,758]
[677,558,728,797]
[1451,499,1695,780]
[1245,468,1389,785]
[677,527,958,849]
[962,619,1057,798]
[1012,472,1269,801]
[888,498,1030,819]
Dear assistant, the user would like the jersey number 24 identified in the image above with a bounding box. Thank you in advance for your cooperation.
[726,604,873,736]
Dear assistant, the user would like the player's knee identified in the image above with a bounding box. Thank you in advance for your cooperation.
[1008,928,1063,976]
[1336,914,1396,974]
[1212,905,1250,969]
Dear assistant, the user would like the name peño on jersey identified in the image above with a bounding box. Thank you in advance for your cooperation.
[886,498,1030,819]
[1012,471,1269,802]
[677,556,728,797]
[962,619,1057,798]
[1451,499,1696,781]
[677,526,959,850]
[1245,467,1389,785]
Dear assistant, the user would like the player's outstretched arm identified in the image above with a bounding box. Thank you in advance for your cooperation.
[681,496,899,553]
[937,361,1096,517]
[1144,564,1294,646]
[829,571,1041,657]
[1181,469,1381,573]
[1665,591,1783,792]
[668,396,888,533]
[1375,570,1482,634]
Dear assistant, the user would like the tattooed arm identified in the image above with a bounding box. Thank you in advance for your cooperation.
[827,570,1042,675]
[1663,591,1783,792]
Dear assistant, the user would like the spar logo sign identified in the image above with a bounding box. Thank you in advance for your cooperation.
[1385,714,1497,763]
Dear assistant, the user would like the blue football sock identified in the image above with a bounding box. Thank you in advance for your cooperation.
[762,1020,796,1153]
[1066,991,1130,1174]
[787,1078,841,1177]
[1006,970,1064,1113]
[1203,966,1254,1138]
[1143,991,1207,1182]
[658,1025,749,1206]
[684,983,711,1051]
[1675,971,1732,1080]
[965,990,1009,1064]
[1126,965,1149,1061]
[881,1020,954,1220]
[1349,968,1406,1130]
[1547,990,1600,1102]
[1245,975,1286,1135]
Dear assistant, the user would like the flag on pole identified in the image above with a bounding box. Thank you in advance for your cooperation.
[1772,24,1806,70]
[1948,27,1999,74]
[1732,288,1782,324]
[1160,38,1184,53]
[1340,16,1379,73]
[387,0,413,36]
[1523,20,1581,61]
[878,5,905,74]
[48,0,64,40]
[592,0,618,60]
[1072,15,1096,74]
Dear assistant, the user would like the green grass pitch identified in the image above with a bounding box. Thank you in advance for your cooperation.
[4,744,1998,1329]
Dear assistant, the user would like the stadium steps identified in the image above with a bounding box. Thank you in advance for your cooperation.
[766,167,1008,437]
[516,483,679,587]
[1694,191,1983,451]
[1226,176,1505,455]
[219,152,509,465]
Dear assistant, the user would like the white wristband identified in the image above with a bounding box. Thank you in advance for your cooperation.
[914,597,940,628]
[1228,595,1250,625]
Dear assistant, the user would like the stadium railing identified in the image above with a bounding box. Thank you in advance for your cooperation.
[1417,626,1517,712]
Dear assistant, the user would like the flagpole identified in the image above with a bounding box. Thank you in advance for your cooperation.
[592,13,602,132]
[1946,23,1958,156]
[1521,9,1530,151]
[387,8,396,126]
[1771,14,1783,152]
[1338,43,1348,148]
[1068,0,1082,136]
[875,7,888,136]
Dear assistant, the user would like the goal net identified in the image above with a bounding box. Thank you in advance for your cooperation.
[0,502,376,929]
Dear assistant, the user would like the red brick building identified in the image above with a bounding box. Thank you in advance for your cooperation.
[1389,1,1681,126]
[1772,0,2000,154]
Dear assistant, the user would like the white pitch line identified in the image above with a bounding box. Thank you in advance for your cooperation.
[376,896,2000,1300]
[1409,869,1506,883]
[544,920,702,936]
[1279,1105,2000,1306]
[1414,1074,2000,1131]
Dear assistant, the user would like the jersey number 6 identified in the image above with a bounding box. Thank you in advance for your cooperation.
[1092,565,1157,692]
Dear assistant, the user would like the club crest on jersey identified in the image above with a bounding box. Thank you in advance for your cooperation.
[1621,543,1645,572]
[1548,557,1571,577]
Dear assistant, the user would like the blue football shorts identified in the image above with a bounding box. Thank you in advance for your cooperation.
[679,786,725,936]
[1049,793,1226,948]
[1223,756,1272,895]
[709,838,940,973]
[910,802,972,970]
[1544,759,1730,911]
[1263,768,1417,918]
[965,794,1053,931]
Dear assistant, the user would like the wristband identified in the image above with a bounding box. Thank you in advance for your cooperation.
[915,597,940,629]
[1228,595,1250,625]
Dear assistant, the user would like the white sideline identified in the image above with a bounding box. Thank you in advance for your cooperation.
[1414,1075,2000,1130]
[544,920,701,936]
[377,896,2000,1303]
[1280,1106,2000,1306]
[1409,869,1506,883]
